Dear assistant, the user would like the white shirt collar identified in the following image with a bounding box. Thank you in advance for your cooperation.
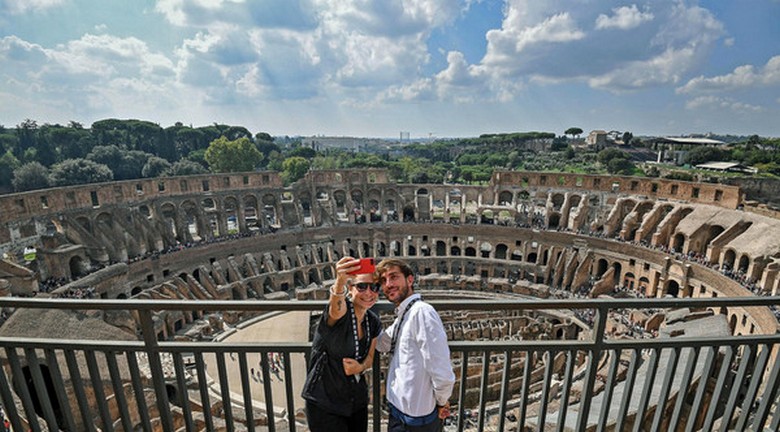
[395,293,421,317]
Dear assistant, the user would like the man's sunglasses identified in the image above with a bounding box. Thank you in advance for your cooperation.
[352,282,381,293]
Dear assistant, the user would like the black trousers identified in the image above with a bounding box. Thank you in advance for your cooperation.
[387,414,442,432]
[305,400,368,432]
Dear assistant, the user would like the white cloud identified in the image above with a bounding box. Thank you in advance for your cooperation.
[483,11,584,67]
[0,33,178,120]
[595,5,654,30]
[678,55,780,94]
[685,95,763,113]
[2,0,64,15]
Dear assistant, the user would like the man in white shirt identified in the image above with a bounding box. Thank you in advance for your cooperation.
[376,259,455,431]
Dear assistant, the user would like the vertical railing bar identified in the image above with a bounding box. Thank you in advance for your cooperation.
[684,346,717,432]
[194,352,215,431]
[372,351,381,432]
[215,351,235,429]
[631,347,660,432]
[85,350,114,432]
[138,309,174,432]
[719,344,753,432]
[105,350,134,432]
[556,349,577,432]
[24,348,60,430]
[615,348,640,431]
[238,351,255,432]
[125,351,153,432]
[281,351,297,432]
[456,351,468,432]
[750,344,780,432]
[476,350,490,432]
[496,350,513,432]
[6,347,42,432]
[701,346,734,431]
[668,346,700,431]
[594,349,620,432]
[735,343,770,431]
[537,351,554,430]
[64,349,97,432]
[44,348,78,432]
[517,350,532,429]
[650,347,680,432]
[260,349,276,432]
[575,304,608,432]
[0,348,26,432]
[770,390,780,432]
[172,351,196,432]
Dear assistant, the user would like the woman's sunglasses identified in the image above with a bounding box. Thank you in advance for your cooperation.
[352,282,381,293]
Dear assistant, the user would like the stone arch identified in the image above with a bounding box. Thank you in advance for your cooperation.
[139,204,152,219]
[243,195,259,230]
[738,254,750,273]
[262,193,278,227]
[548,212,561,229]
[672,232,686,252]
[160,202,178,238]
[131,286,143,296]
[480,242,492,259]
[480,209,495,225]
[181,200,202,241]
[403,205,416,222]
[333,190,347,214]
[76,215,92,233]
[723,249,737,270]
[450,245,461,256]
[96,211,113,228]
[69,256,87,278]
[551,193,565,211]
[224,196,239,233]
[623,272,636,290]
[498,190,513,206]
[596,258,608,278]
[436,241,447,256]
[495,244,508,260]
[465,247,477,257]
[667,280,680,297]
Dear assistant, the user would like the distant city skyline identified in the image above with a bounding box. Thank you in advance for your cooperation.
[1,1,779,138]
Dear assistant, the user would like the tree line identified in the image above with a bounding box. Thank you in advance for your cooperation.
[1,119,776,194]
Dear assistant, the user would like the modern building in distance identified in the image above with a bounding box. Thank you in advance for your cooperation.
[301,136,402,151]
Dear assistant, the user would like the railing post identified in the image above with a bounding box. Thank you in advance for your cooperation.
[138,309,174,432]
[575,302,608,431]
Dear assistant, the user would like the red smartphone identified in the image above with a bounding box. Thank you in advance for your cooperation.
[349,258,376,274]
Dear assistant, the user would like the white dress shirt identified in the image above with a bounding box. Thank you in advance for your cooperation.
[377,293,455,417]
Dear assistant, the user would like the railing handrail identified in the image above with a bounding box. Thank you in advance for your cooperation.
[1,295,778,311]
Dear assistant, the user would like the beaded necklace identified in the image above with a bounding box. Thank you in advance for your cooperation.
[349,299,370,363]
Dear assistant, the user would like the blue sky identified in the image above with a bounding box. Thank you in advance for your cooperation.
[1,0,779,138]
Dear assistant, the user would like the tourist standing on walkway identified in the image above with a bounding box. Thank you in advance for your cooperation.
[376,258,455,432]
[302,256,381,432]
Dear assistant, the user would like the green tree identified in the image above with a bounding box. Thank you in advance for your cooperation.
[1,151,21,190]
[686,146,730,166]
[50,159,113,186]
[565,127,583,138]
[12,161,50,192]
[281,156,310,185]
[142,156,172,178]
[204,136,264,172]
[167,159,208,176]
[597,148,635,174]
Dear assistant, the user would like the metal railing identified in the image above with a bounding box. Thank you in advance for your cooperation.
[0,296,779,431]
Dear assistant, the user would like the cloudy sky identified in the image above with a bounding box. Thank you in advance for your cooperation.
[1,0,779,138]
